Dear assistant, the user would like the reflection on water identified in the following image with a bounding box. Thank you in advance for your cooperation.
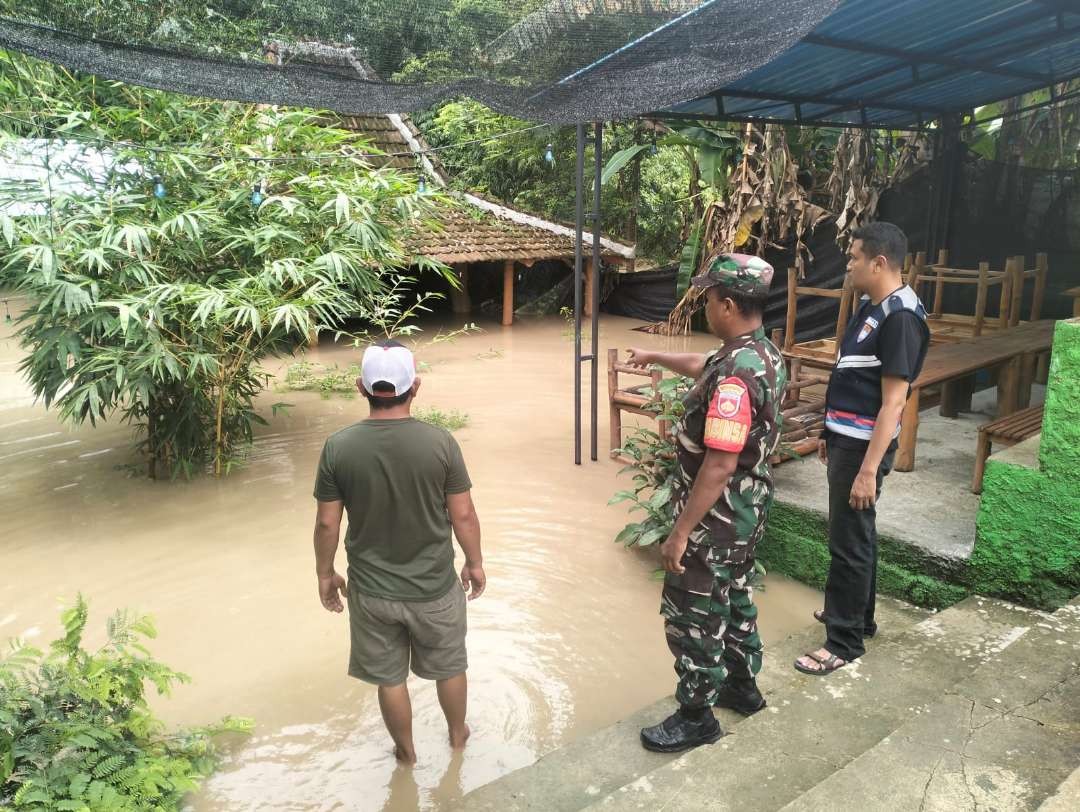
[0,304,821,811]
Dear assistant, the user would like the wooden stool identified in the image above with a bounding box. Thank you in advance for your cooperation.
[971,405,1044,494]
[1064,286,1080,318]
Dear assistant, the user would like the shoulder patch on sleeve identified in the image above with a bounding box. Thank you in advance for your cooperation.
[705,376,751,452]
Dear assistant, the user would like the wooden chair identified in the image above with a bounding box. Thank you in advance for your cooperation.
[607,349,668,458]
[971,404,1044,494]
[779,268,858,371]
[906,251,1007,340]
[910,250,1048,336]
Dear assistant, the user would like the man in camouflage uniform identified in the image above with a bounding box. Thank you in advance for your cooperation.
[627,254,786,753]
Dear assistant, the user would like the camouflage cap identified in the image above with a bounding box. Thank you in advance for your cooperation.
[691,253,774,297]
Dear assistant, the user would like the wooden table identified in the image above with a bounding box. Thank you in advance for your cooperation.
[896,320,1056,471]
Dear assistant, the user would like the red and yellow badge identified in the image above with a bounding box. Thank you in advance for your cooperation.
[704,377,751,452]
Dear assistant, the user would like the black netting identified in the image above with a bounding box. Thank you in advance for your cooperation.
[0,1,840,124]
[603,264,680,323]
[878,150,1080,321]
[603,220,848,339]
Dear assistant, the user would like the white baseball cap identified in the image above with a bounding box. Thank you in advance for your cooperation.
[360,342,417,397]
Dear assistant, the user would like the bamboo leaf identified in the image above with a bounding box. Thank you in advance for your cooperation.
[0,212,14,246]
[115,303,132,332]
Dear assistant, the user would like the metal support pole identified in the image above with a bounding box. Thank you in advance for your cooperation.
[573,123,585,465]
[590,122,602,462]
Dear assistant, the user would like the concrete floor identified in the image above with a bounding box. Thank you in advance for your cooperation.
[773,384,1046,561]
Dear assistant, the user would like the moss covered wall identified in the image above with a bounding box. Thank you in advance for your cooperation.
[760,502,968,610]
[1039,320,1080,477]
[971,319,1080,610]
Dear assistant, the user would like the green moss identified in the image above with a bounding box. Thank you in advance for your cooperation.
[1040,320,1080,476]
[971,319,1080,611]
[970,456,1080,610]
[760,502,968,610]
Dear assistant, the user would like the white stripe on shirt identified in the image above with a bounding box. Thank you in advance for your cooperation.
[825,418,903,441]
[836,357,883,370]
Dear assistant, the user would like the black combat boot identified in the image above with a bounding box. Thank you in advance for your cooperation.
[712,677,766,715]
[640,707,723,753]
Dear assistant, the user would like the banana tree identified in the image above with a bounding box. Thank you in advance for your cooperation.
[601,120,740,292]
[601,120,740,219]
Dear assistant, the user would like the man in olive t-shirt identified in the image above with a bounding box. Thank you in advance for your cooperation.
[312,340,485,765]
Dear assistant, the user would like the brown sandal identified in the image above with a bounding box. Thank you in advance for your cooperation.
[794,649,847,675]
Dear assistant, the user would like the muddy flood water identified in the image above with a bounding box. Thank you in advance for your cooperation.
[0,303,820,811]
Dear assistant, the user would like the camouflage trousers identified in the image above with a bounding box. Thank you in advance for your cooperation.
[660,544,762,708]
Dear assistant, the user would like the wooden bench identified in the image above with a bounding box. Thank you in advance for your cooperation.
[971,404,1044,494]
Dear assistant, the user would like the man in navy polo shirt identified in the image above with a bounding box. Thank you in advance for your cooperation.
[795,222,929,675]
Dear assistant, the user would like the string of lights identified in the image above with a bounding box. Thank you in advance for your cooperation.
[0,110,556,164]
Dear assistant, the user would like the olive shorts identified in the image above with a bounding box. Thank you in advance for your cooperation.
[347,584,468,685]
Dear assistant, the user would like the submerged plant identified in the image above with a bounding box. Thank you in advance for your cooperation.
[609,373,689,548]
[344,273,480,349]
[414,406,469,432]
[278,362,362,399]
[0,595,251,811]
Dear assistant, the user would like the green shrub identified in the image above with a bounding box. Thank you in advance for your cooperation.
[609,374,689,548]
[0,596,251,811]
[609,372,766,584]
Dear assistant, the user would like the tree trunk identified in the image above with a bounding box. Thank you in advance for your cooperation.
[147,399,157,480]
[625,123,643,246]
[214,378,226,477]
[682,146,703,242]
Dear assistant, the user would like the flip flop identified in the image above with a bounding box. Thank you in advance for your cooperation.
[794,650,847,676]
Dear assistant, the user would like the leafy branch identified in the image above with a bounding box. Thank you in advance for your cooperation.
[0,595,251,810]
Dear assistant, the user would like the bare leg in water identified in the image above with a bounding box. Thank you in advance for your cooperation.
[377,683,417,765]
[437,673,470,748]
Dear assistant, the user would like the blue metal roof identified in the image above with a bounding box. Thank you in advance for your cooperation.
[656,0,1080,128]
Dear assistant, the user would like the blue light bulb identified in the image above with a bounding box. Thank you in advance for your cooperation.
[152,176,166,199]
[544,144,555,165]
[418,175,427,194]
[251,185,264,206]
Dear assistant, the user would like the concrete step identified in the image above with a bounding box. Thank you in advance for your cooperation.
[460,597,930,811]
[581,596,1037,811]
[778,596,1080,812]
[1039,765,1080,811]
